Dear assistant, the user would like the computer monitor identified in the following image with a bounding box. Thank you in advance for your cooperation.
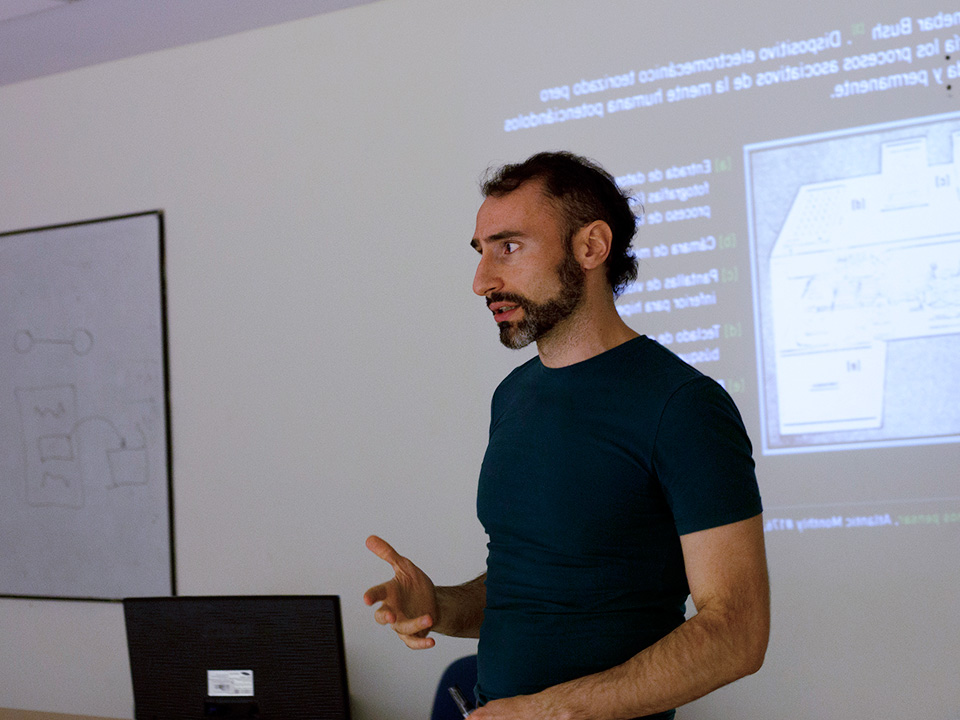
[123,595,351,719]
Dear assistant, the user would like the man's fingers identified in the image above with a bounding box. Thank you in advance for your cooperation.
[373,605,397,626]
[364,534,437,651]
[371,605,432,638]
[365,535,402,568]
[362,582,388,607]
[402,634,437,650]
[391,613,433,637]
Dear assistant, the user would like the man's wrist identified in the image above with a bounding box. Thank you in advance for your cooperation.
[433,576,485,638]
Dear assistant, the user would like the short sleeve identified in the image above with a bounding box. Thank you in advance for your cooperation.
[651,376,762,536]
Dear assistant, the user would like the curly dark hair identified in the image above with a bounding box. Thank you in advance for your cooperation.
[481,151,638,296]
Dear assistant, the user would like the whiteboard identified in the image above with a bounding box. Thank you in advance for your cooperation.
[0,212,173,599]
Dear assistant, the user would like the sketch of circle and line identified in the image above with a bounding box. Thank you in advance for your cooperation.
[14,328,94,356]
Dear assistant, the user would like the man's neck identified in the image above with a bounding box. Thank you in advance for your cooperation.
[535,300,638,368]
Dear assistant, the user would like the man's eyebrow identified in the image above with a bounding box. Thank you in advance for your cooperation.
[470,230,524,250]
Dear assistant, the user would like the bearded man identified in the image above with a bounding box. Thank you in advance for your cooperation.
[365,151,769,720]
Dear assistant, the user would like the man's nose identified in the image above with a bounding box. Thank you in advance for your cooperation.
[472,253,501,297]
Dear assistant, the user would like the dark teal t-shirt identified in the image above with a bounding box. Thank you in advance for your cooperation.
[475,335,761,710]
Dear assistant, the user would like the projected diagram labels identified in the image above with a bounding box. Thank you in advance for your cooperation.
[747,114,960,453]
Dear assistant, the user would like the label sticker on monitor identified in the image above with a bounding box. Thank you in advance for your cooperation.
[208,670,254,697]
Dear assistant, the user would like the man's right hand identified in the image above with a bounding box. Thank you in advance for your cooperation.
[362,535,440,649]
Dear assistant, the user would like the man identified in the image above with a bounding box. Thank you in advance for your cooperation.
[364,152,769,719]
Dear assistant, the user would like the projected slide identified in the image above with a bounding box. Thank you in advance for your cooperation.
[466,1,960,525]
[746,114,960,453]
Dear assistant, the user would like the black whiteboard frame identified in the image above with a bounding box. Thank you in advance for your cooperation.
[0,210,176,601]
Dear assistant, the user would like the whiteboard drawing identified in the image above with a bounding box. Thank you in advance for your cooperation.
[16,383,150,509]
[0,212,172,599]
[15,328,94,355]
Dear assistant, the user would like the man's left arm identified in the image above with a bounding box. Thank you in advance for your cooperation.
[471,513,770,720]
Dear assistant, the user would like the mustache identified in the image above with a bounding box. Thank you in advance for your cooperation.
[486,292,529,309]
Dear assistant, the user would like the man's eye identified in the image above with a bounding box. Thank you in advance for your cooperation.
[503,242,519,254]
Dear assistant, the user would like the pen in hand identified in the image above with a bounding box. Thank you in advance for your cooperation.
[448,684,474,718]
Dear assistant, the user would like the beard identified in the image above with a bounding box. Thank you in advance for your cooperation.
[490,246,586,350]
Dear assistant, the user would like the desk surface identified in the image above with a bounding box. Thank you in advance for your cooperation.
[0,710,124,720]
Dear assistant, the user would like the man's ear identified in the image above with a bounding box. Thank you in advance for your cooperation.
[574,220,613,271]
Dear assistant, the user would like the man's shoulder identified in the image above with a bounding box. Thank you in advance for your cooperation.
[607,335,711,394]
[490,353,541,398]
[503,352,541,380]
[626,335,702,374]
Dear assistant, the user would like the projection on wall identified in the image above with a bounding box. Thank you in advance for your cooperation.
[747,115,960,455]
[470,3,960,537]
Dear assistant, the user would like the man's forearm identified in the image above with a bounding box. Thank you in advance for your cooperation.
[474,516,770,719]
[534,598,768,720]
[526,517,770,720]
[433,573,487,638]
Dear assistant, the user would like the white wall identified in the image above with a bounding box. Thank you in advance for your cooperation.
[2,1,958,718]
[1,2,496,717]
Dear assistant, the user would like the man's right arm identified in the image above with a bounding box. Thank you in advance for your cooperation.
[363,535,486,648]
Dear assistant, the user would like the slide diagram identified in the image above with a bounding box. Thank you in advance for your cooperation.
[746,114,960,453]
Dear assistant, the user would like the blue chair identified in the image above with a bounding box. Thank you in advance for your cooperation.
[430,654,478,719]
